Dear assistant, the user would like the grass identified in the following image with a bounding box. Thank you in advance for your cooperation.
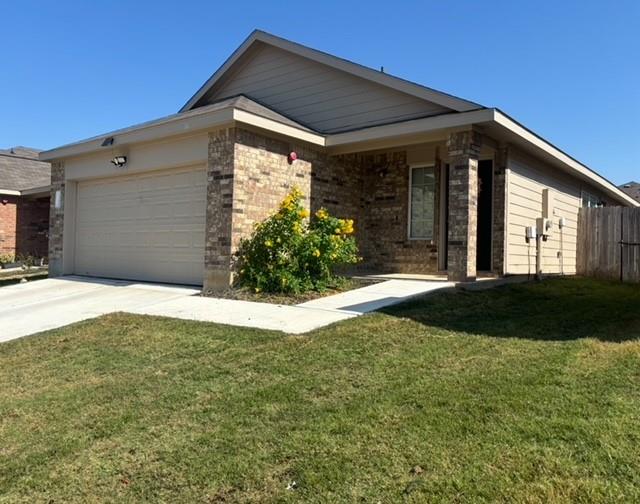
[0,277,639,503]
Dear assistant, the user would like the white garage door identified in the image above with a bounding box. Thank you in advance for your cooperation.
[75,166,206,285]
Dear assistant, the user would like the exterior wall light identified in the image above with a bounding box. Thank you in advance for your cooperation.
[110,156,127,167]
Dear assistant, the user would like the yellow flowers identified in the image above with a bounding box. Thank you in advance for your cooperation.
[332,218,354,235]
[316,208,328,220]
[280,186,304,212]
[293,222,303,235]
[299,209,310,219]
[313,249,321,257]
[265,239,273,248]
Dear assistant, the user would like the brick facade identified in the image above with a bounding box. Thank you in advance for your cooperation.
[48,161,65,276]
[0,196,18,256]
[205,127,454,289]
[446,130,481,282]
[49,127,498,287]
[0,194,49,259]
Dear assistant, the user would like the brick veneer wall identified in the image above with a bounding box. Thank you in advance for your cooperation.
[359,150,441,273]
[446,130,481,281]
[48,161,65,276]
[205,127,449,290]
[0,195,49,259]
[0,195,18,256]
[17,197,49,258]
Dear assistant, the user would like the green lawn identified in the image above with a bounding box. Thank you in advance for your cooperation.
[1,278,639,503]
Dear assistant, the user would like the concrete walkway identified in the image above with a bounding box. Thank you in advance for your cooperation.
[0,276,454,343]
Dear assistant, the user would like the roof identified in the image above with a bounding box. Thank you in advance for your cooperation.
[0,146,51,193]
[40,95,325,161]
[39,30,638,208]
[180,30,483,114]
[620,181,640,202]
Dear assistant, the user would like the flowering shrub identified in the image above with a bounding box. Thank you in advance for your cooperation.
[234,187,360,293]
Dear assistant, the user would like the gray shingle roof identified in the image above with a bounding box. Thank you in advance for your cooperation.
[0,146,51,191]
[620,181,640,202]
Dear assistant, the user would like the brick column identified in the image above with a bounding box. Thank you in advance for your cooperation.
[492,144,508,275]
[48,160,65,276]
[447,130,481,282]
[204,129,236,291]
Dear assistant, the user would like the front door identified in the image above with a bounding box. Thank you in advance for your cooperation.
[476,159,493,271]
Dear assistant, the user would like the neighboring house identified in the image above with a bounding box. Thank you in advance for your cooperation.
[620,181,640,203]
[40,30,638,288]
[0,147,50,260]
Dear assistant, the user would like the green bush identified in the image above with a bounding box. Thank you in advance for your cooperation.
[234,187,360,293]
[0,253,15,265]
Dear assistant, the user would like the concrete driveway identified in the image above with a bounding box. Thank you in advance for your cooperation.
[0,276,201,343]
[0,276,454,343]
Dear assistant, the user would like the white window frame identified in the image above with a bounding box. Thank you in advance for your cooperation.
[408,164,436,241]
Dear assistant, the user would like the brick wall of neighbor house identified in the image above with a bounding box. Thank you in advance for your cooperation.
[48,161,65,275]
[17,197,49,258]
[0,195,18,256]
[0,195,49,259]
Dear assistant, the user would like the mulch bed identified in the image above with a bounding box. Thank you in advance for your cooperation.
[202,277,380,305]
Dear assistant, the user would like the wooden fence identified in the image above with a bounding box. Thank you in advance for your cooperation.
[577,207,640,282]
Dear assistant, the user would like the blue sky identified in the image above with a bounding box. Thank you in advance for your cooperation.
[2,0,638,184]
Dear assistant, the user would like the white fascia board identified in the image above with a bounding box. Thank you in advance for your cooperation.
[233,109,325,146]
[0,189,21,196]
[40,108,235,161]
[39,106,324,162]
[326,109,495,147]
[494,111,639,207]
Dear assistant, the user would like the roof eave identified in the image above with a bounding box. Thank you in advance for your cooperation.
[39,105,325,162]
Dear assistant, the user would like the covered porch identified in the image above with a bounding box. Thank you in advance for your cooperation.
[319,129,507,282]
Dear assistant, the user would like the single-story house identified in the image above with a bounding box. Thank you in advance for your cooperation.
[0,147,50,260]
[40,30,639,288]
[620,182,640,203]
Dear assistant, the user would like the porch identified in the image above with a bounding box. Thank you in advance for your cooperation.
[317,129,506,282]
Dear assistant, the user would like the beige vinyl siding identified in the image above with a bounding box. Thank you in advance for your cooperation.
[201,43,451,133]
[505,150,616,276]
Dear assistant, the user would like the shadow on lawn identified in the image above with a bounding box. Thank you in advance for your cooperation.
[379,277,640,342]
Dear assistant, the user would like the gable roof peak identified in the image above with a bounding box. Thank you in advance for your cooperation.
[180,30,484,114]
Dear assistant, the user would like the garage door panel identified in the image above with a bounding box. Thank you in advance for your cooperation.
[75,166,206,285]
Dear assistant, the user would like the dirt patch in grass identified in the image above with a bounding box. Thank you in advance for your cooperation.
[202,277,380,305]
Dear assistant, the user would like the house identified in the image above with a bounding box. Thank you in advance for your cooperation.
[0,147,50,261]
[40,30,639,288]
[620,182,640,203]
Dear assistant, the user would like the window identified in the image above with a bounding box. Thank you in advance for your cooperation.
[409,166,436,239]
[582,191,604,208]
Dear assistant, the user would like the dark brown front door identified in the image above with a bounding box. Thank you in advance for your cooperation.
[476,160,493,271]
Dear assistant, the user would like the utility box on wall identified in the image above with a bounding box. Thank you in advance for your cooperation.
[542,188,554,219]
